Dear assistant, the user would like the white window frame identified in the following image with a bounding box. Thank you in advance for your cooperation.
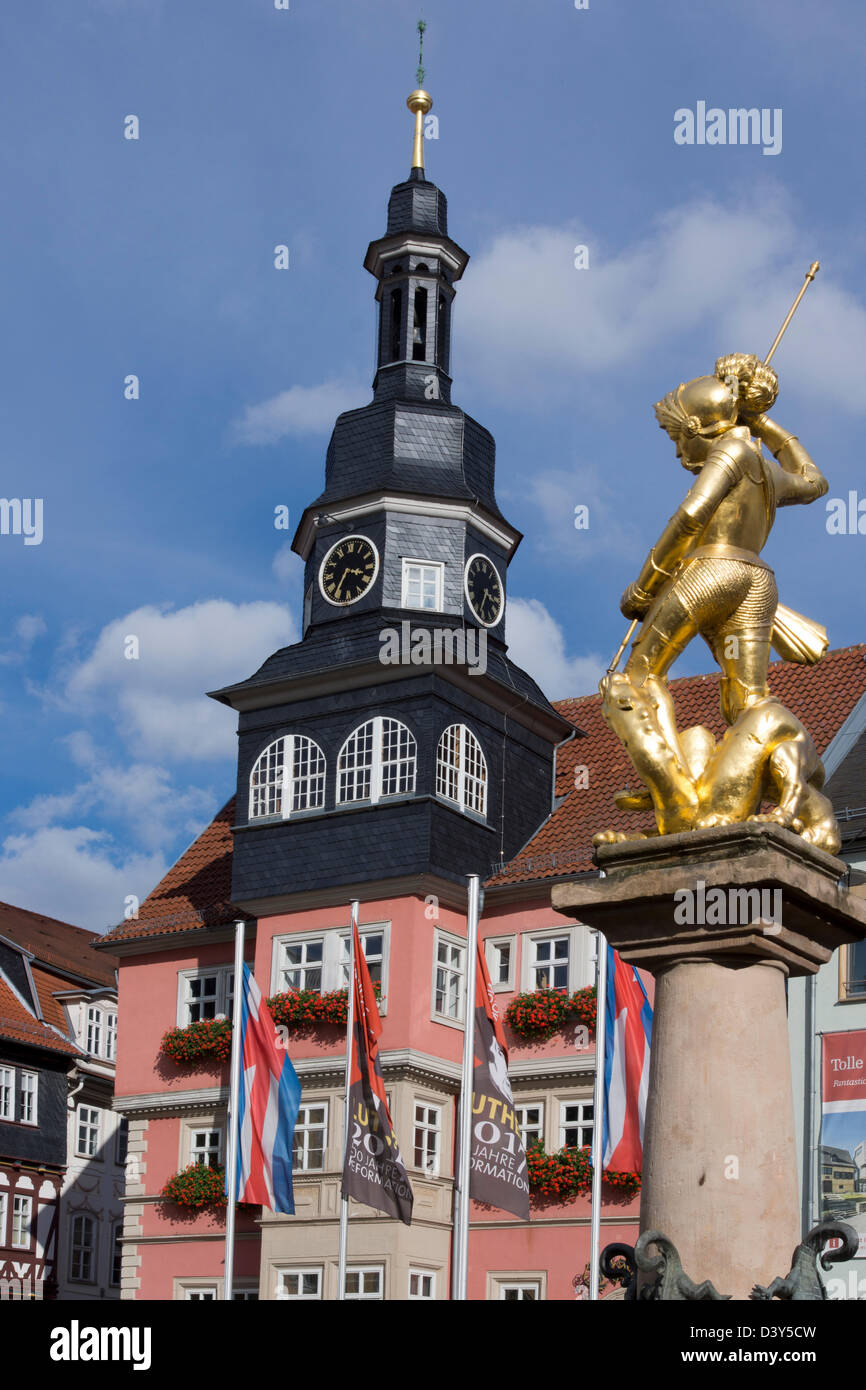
[560,1099,594,1150]
[69,1212,96,1281]
[11,1195,32,1251]
[111,1222,123,1286]
[337,717,417,806]
[435,723,488,818]
[86,1006,102,1056]
[177,966,234,1026]
[248,734,327,821]
[293,1101,328,1172]
[106,1010,118,1061]
[189,1127,223,1168]
[408,1268,437,1299]
[116,1117,129,1167]
[275,1267,323,1301]
[485,935,515,992]
[432,929,466,1025]
[185,1286,219,1301]
[401,557,444,612]
[412,1101,442,1177]
[0,1065,15,1121]
[19,1071,37,1126]
[271,924,390,1008]
[0,1192,6,1246]
[522,925,592,994]
[76,1104,101,1159]
[499,1280,542,1301]
[344,1265,384,1300]
[516,1101,545,1151]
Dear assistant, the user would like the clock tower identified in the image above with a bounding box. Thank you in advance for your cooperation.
[210,86,573,915]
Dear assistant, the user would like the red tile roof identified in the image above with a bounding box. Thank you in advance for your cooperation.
[0,977,80,1056]
[0,900,117,986]
[487,644,866,887]
[99,797,236,945]
[29,966,75,1032]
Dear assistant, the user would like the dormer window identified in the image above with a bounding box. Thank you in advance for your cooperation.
[337,718,417,805]
[436,724,488,818]
[402,559,444,612]
[249,735,326,820]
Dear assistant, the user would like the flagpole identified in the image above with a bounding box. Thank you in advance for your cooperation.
[337,899,359,1301]
[223,919,246,1301]
[589,931,608,1301]
[455,874,481,1302]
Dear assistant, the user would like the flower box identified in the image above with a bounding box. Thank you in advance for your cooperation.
[161,1017,232,1066]
[526,1143,640,1201]
[161,1163,227,1209]
[505,986,597,1042]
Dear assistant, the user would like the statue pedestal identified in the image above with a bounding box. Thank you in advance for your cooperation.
[552,823,866,1300]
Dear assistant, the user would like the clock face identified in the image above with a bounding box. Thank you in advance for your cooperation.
[319,535,379,607]
[464,553,503,627]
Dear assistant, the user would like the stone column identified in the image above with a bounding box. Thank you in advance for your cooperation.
[553,823,866,1300]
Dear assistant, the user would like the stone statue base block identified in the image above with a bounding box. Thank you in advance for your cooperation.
[552,823,866,1300]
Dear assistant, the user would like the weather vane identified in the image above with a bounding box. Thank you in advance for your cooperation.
[416,19,426,88]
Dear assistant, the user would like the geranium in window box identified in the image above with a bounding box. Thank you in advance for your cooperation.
[161,1017,232,1066]
[266,982,381,1029]
[526,1143,640,1201]
[161,1163,227,1209]
[505,986,597,1042]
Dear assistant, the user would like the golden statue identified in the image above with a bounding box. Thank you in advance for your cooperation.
[596,267,842,855]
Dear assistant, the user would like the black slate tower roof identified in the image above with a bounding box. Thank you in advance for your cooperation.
[211,105,574,909]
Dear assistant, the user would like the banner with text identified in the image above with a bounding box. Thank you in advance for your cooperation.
[341,913,413,1225]
[469,942,530,1219]
[820,1028,866,1257]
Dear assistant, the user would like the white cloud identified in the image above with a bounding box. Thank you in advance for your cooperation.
[520,465,641,567]
[231,377,369,444]
[272,542,302,584]
[59,599,297,761]
[16,734,216,854]
[0,613,48,667]
[0,825,167,934]
[457,191,866,412]
[507,597,605,702]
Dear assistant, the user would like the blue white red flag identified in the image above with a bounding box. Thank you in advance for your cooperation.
[231,962,301,1214]
[601,945,652,1172]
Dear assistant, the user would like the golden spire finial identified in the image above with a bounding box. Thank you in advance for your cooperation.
[407,20,432,172]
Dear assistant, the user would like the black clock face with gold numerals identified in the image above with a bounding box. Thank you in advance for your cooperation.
[465,554,503,627]
[319,535,379,607]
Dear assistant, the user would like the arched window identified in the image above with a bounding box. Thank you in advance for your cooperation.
[249,735,326,820]
[337,718,416,805]
[436,724,487,817]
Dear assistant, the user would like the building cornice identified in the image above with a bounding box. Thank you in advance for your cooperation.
[293,492,520,564]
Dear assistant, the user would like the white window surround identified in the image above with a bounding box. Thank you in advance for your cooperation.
[11,1194,32,1251]
[560,1099,594,1150]
[0,1066,15,1121]
[337,717,417,806]
[344,1265,384,1300]
[499,1281,542,1301]
[487,1270,548,1301]
[76,1105,101,1159]
[271,924,390,1007]
[248,734,327,821]
[0,1192,6,1246]
[521,925,593,995]
[401,557,444,612]
[185,1287,219,1301]
[484,936,516,992]
[408,1268,437,1299]
[412,1101,442,1177]
[190,1128,223,1168]
[275,1268,323,1301]
[293,1102,328,1172]
[19,1071,37,1126]
[432,929,466,1026]
[435,723,488,818]
[516,1101,545,1152]
[69,1212,95,1281]
[177,966,234,1027]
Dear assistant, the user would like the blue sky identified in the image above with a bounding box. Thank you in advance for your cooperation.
[2,0,866,929]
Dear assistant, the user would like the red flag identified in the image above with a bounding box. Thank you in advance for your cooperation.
[341,909,413,1225]
[468,942,530,1218]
